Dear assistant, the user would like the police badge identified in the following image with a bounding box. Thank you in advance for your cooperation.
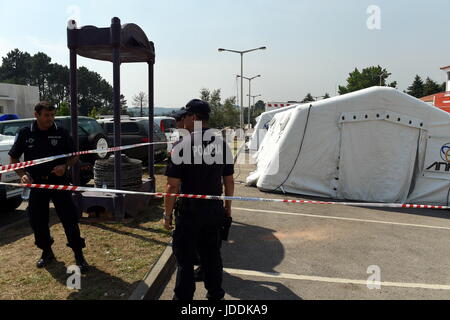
[51,139,58,147]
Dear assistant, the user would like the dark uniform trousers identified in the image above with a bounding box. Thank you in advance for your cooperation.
[28,178,85,251]
[173,199,226,301]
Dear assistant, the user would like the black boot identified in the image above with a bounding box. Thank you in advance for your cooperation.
[36,249,55,268]
[74,249,90,274]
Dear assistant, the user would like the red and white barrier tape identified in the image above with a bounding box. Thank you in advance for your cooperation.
[0,141,171,175]
[0,182,447,210]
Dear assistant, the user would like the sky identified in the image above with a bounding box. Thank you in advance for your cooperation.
[1,0,450,108]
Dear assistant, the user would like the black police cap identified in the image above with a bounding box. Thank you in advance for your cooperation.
[185,99,211,115]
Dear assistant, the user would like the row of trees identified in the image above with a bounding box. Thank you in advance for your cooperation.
[298,66,396,103]
[53,94,128,118]
[405,75,446,98]
[338,66,398,95]
[338,65,444,98]
[300,93,331,103]
[199,65,445,128]
[1,50,446,126]
[0,49,118,116]
[299,66,445,103]
[200,88,240,128]
[197,88,265,128]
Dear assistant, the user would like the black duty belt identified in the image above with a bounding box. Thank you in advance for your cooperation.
[179,197,223,209]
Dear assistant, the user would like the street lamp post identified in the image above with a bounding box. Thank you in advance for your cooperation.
[237,74,261,129]
[235,75,240,108]
[218,46,266,130]
[248,94,262,108]
[379,71,387,86]
[247,94,262,127]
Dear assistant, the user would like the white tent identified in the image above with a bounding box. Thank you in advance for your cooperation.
[247,87,450,205]
[248,103,301,150]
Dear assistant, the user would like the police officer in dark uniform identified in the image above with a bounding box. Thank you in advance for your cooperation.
[164,99,235,301]
[173,107,204,282]
[9,101,89,272]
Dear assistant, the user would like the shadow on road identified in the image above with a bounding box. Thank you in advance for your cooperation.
[222,221,302,300]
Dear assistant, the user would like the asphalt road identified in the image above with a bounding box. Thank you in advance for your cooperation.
[159,150,450,300]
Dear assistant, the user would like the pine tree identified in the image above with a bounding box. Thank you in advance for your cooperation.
[423,77,443,96]
[405,75,424,98]
[301,93,315,103]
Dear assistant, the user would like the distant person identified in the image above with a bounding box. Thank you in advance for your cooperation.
[9,101,89,272]
[174,108,186,130]
[164,99,235,300]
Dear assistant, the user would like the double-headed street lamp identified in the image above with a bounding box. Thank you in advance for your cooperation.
[237,74,261,129]
[248,94,262,108]
[248,94,262,128]
[218,46,266,130]
[379,70,387,86]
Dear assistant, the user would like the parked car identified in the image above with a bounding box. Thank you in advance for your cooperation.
[0,134,23,212]
[0,117,110,185]
[154,116,177,141]
[97,118,168,163]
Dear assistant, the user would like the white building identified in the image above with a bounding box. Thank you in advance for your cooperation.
[0,83,39,119]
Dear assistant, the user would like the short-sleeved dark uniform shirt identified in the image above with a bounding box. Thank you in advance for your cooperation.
[9,121,75,181]
[165,128,234,196]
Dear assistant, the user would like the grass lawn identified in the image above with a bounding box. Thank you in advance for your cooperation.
[0,171,171,300]
[0,138,246,300]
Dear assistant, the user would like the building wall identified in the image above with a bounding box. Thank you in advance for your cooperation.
[433,92,450,108]
[0,83,39,118]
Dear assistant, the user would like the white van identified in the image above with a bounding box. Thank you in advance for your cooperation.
[153,116,177,140]
[0,134,23,212]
